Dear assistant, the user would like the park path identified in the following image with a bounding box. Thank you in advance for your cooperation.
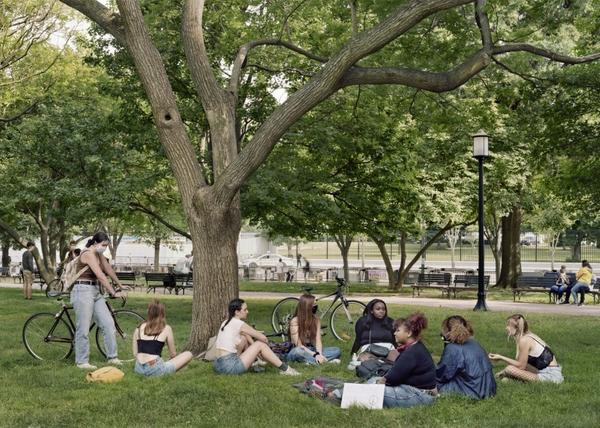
[240,291,600,317]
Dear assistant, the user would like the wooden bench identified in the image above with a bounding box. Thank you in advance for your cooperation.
[412,273,452,297]
[513,276,556,302]
[33,272,46,291]
[114,271,137,291]
[172,273,193,295]
[451,275,490,298]
[143,272,172,294]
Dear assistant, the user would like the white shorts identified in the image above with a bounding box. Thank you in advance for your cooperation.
[537,365,563,384]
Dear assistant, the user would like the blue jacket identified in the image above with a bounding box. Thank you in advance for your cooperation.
[436,339,496,400]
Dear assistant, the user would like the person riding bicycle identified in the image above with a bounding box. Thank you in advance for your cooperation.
[286,294,342,364]
[133,299,193,376]
[71,232,127,370]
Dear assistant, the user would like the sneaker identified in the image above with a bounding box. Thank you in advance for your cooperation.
[253,358,267,367]
[107,358,123,366]
[329,358,341,364]
[578,302,584,307]
[77,363,97,370]
[280,366,300,376]
[559,301,570,305]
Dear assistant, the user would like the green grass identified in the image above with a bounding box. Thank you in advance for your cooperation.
[1,288,599,427]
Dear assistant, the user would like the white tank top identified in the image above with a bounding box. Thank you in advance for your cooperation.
[215,318,244,354]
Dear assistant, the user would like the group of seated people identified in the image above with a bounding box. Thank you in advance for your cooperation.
[132,295,563,410]
[550,260,596,305]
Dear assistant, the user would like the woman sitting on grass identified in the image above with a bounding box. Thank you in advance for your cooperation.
[286,294,341,364]
[369,313,437,408]
[350,299,396,358]
[213,299,299,376]
[133,299,193,376]
[436,315,496,399]
[488,314,563,384]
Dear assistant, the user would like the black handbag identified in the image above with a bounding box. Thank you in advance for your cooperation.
[356,358,393,379]
[365,344,390,358]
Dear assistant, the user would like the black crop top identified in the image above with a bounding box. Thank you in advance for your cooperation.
[137,337,166,356]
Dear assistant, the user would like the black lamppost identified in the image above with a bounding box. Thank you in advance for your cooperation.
[473,130,489,311]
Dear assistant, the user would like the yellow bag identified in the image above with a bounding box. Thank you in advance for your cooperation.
[85,366,124,384]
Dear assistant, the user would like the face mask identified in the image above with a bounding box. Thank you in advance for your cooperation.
[96,246,107,254]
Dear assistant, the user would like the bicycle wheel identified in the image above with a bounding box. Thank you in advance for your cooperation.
[271,297,299,334]
[23,312,74,360]
[45,279,62,297]
[96,309,144,362]
[329,300,366,341]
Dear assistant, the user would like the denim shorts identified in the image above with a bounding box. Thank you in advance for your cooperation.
[135,358,176,377]
[537,365,564,384]
[213,353,246,375]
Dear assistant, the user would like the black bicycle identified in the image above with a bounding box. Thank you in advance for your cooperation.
[22,291,144,362]
[271,277,366,341]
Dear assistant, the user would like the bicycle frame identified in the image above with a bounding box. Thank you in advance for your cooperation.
[312,285,351,323]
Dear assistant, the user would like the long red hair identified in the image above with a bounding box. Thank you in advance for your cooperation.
[144,299,166,336]
[294,294,318,345]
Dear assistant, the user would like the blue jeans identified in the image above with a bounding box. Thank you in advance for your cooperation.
[367,377,435,408]
[286,345,341,364]
[70,284,117,364]
[213,353,246,375]
[550,285,567,299]
[135,358,176,377]
[571,282,590,304]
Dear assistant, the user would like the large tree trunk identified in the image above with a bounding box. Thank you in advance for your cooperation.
[187,197,241,354]
[497,206,522,289]
[372,236,395,289]
[1,240,10,269]
[333,234,352,282]
[153,237,161,271]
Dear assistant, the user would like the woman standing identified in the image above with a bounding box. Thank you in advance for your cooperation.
[286,294,341,364]
[436,315,496,399]
[213,299,299,375]
[71,232,127,370]
[133,299,193,376]
[488,314,563,383]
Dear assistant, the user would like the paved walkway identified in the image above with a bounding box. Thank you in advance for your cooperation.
[240,292,600,317]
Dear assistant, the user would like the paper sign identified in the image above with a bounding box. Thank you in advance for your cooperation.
[340,383,385,409]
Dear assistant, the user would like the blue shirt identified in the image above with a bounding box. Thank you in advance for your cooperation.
[436,339,496,400]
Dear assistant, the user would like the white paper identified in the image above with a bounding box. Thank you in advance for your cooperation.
[340,383,385,409]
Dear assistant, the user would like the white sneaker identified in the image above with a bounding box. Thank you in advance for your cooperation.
[107,358,123,366]
[77,363,97,370]
[329,358,341,364]
[252,358,267,367]
[280,366,300,376]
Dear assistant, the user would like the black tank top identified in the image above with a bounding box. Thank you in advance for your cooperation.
[137,336,165,356]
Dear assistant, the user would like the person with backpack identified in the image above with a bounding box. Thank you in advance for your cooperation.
[213,298,300,376]
[133,299,193,376]
[436,315,496,399]
[70,232,127,370]
[286,294,342,365]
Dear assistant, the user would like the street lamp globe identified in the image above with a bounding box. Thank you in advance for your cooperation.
[472,129,489,158]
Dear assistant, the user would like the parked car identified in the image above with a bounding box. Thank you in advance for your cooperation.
[241,253,295,268]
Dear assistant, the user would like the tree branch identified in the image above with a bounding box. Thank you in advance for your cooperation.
[492,43,600,64]
[130,203,192,239]
[59,0,125,44]
[0,101,38,124]
[475,0,492,51]
[229,39,328,95]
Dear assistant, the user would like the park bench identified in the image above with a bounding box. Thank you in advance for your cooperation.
[143,272,172,294]
[172,273,193,295]
[513,275,557,303]
[114,271,137,291]
[451,274,490,298]
[33,272,46,291]
[412,272,452,297]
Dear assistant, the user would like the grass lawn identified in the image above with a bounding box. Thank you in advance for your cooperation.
[1,288,599,428]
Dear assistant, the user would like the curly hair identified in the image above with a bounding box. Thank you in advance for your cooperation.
[441,315,474,344]
[393,312,428,340]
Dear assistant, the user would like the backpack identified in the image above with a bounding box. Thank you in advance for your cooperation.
[86,366,124,384]
[60,255,89,292]
[355,358,393,380]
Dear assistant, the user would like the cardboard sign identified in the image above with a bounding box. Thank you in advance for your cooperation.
[340,383,385,409]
